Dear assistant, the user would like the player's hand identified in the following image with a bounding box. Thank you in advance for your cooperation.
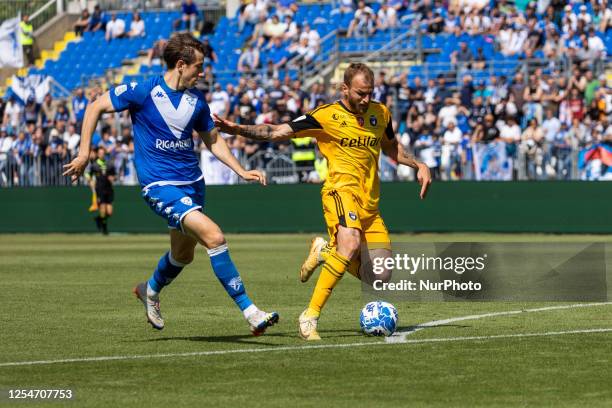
[416,163,432,200]
[62,155,89,184]
[240,169,267,186]
[212,114,240,135]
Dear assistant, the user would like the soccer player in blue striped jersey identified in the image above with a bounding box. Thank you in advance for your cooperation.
[63,33,279,335]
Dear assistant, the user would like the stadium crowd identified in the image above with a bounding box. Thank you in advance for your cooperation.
[1,0,611,185]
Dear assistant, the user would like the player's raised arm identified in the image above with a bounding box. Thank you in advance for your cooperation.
[213,114,295,141]
[199,128,266,185]
[381,123,432,200]
[63,92,115,183]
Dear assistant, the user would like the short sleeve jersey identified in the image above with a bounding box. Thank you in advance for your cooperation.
[109,76,214,188]
[288,100,394,211]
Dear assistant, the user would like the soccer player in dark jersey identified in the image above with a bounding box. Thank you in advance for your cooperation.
[88,146,115,235]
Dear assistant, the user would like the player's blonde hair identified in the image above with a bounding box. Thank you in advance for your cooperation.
[343,63,374,87]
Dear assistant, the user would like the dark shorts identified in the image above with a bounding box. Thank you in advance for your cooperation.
[96,188,114,204]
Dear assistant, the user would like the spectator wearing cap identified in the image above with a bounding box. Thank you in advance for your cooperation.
[128,12,145,38]
[577,5,591,26]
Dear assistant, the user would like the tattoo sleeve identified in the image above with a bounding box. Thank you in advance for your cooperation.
[238,124,276,141]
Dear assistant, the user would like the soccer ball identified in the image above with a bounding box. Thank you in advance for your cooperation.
[359,301,398,336]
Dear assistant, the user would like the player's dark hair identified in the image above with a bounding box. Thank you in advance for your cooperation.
[163,33,205,69]
[343,63,374,87]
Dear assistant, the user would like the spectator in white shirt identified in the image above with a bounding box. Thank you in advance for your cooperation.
[283,15,299,41]
[263,15,287,40]
[377,2,398,30]
[438,98,459,128]
[300,23,320,53]
[587,28,606,59]
[128,12,145,38]
[106,13,126,41]
[499,117,521,143]
[210,83,230,118]
[347,1,375,37]
[3,97,22,131]
[542,108,561,143]
[443,120,462,144]
[577,5,591,26]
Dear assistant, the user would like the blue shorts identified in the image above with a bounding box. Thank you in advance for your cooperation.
[142,181,205,232]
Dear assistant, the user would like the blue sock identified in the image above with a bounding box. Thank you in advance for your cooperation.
[208,244,253,311]
[147,252,185,293]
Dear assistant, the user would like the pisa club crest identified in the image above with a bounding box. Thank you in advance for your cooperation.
[357,116,364,127]
[369,115,377,126]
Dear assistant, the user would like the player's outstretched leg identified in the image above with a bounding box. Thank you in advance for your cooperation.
[183,211,279,336]
[133,251,186,330]
[133,230,193,330]
[299,236,331,283]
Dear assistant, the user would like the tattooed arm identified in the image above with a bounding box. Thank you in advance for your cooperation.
[212,114,295,141]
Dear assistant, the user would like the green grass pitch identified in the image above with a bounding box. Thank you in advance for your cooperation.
[1,233,611,407]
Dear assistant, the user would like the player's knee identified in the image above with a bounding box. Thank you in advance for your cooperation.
[338,230,361,259]
[171,250,194,266]
[204,231,226,249]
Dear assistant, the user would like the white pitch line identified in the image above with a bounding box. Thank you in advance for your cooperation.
[387,302,612,343]
[1,328,611,368]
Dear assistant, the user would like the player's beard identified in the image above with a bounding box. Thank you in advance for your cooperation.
[355,102,369,114]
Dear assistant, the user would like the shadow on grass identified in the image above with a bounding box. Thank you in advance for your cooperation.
[131,329,365,346]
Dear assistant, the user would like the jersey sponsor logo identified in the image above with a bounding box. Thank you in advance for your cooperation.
[150,85,198,139]
[339,136,381,147]
[114,85,127,96]
[369,115,378,126]
[155,138,193,151]
[357,117,364,127]
[180,196,193,206]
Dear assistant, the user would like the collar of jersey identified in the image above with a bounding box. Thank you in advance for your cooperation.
[337,100,357,114]
[160,76,186,95]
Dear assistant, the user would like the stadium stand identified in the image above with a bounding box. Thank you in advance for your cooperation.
[1,0,611,187]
